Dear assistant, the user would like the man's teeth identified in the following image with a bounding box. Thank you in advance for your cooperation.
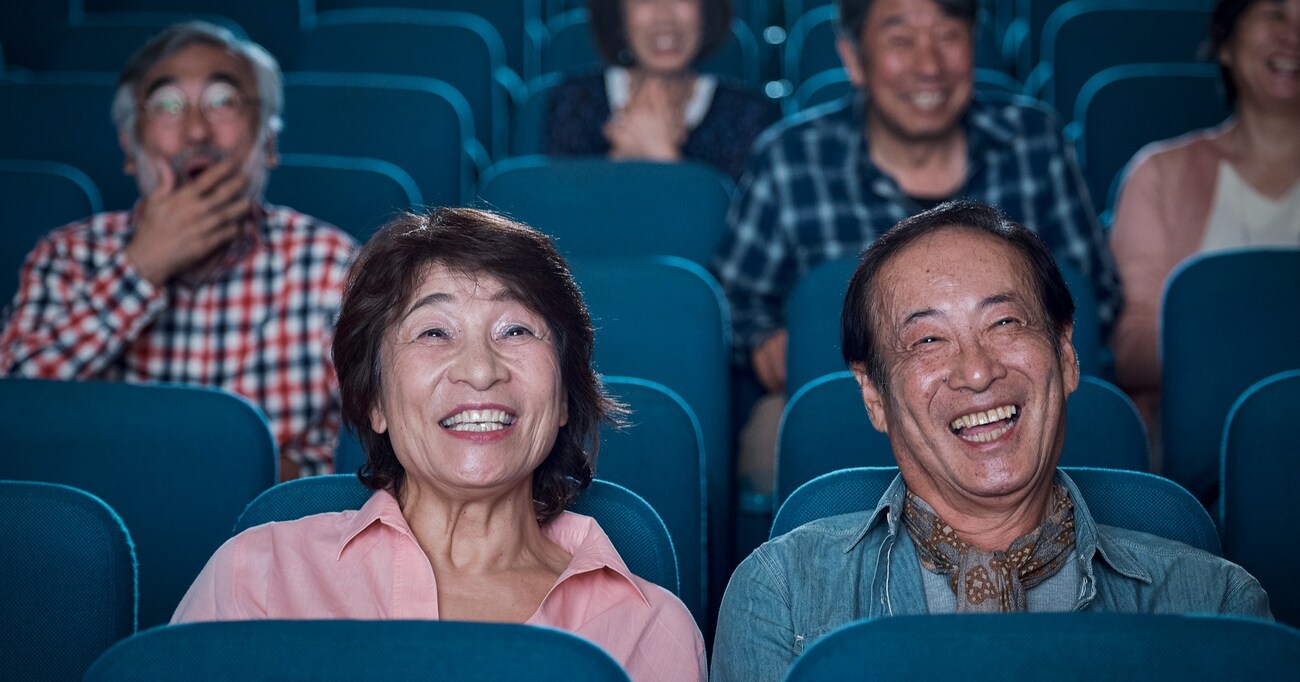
[1270,56,1299,73]
[961,421,1014,443]
[910,92,946,109]
[949,405,1017,432]
[440,409,514,432]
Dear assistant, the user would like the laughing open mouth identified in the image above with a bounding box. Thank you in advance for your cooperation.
[439,409,515,433]
[949,405,1019,443]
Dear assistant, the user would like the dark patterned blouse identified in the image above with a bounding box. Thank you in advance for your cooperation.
[543,70,779,181]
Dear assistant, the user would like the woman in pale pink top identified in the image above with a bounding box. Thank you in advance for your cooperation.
[1110,0,1300,426]
[173,208,706,681]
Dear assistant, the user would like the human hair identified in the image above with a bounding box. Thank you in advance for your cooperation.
[836,0,979,44]
[1208,0,1266,108]
[333,208,622,524]
[589,0,734,67]
[841,200,1075,391]
[111,21,283,148]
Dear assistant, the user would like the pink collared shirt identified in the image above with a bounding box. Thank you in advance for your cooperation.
[172,490,705,681]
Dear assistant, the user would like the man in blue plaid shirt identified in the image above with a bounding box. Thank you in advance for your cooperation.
[715,0,1119,494]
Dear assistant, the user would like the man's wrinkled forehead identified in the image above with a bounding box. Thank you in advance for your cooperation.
[870,227,1040,330]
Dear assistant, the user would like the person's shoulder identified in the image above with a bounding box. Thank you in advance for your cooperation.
[1127,125,1226,179]
[261,205,359,252]
[749,96,856,159]
[41,210,131,244]
[1098,524,1254,580]
[553,70,607,98]
[750,511,877,569]
[969,94,1064,137]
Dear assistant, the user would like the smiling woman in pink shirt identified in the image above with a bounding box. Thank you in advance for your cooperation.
[172,208,706,681]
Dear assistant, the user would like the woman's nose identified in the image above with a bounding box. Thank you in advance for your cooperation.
[447,338,509,389]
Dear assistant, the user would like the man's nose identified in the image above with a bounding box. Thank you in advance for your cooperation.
[945,338,1006,392]
[182,104,213,142]
[914,38,943,76]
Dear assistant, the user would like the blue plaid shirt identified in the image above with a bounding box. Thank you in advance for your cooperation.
[714,94,1120,357]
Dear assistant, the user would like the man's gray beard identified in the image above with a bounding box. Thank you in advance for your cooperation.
[132,143,268,203]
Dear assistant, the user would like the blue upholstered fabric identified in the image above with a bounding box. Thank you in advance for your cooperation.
[84,620,630,681]
[0,379,276,627]
[0,480,137,682]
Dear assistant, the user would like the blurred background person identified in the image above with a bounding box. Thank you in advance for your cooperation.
[1110,0,1300,429]
[173,208,706,681]
[544,0,777,180]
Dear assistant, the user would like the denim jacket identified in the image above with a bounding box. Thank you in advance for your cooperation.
[712,472,1272,682]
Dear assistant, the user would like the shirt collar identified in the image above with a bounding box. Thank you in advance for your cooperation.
[335,489,415,560]
[334,493,654,607]
[844,470,1155,585]
[846,472,909,551]
[1057,470,1154,585]
[543,512,653,607]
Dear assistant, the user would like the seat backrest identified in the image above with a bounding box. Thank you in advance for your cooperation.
[79,0,307,62]
[0,379,277,627]
[1075,62,1229,213]
[0,160,102,308]
[280,73,474,208]
[84,620,630,681]
[542,9,758,85]
[1222,370,1300,627]
[774,374,1150,505]
[512,72,564,156]
[235,476,679,597]
[315,0,542,81]
[267,153,421,243]
[296,9,508,160]
[1162,248,1300,503]
[1041,0,1210,115]
[784,257,857,395]
[599,376,707,622]
[0,74,134,211]
[41,12,248,72]
[771,466,1220,554]
[567,257,731,558]
[786,612,1300,681]
[0,480,136,682]
[477,157,732,269]
[0,0,73,70]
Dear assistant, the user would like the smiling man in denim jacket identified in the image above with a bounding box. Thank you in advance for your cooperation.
[711,201,1270,682]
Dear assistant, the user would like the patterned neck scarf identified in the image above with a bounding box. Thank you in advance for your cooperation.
[902,483,1076,612]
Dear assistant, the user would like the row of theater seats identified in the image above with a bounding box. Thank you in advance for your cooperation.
[0,0,1229,212]
[2,148,1297,621]
[3,366,1299,676]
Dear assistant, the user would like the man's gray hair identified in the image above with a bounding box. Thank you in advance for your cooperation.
[111,21,283,145]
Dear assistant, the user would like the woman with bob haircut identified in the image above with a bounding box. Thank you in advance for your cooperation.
[544,0,777,180]
[173,208,706,681]
[1110,0,1300,426]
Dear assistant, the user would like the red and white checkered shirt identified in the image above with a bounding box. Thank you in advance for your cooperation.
[0,204,358,477]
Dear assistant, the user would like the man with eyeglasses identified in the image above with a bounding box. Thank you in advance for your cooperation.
[0,22,358,480]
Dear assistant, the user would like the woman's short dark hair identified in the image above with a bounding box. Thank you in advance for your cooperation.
[841,200,1075,391]
[333,208,622,524]
[1208,0,1266,108]
[837,0,978,43]
[589,0,734,67]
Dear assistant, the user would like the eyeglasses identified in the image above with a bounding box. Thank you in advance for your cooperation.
[140,82,258,125]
